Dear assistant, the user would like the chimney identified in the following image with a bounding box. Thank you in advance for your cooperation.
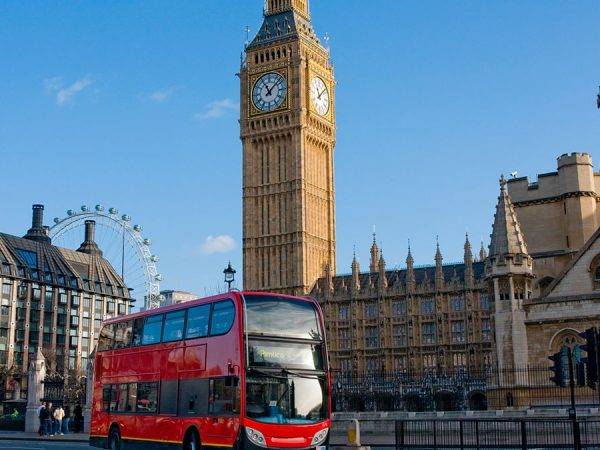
[77,220,103,256]
[23,204,51,244]
[85,220,96,242]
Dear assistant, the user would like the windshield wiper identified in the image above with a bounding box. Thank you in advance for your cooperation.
[281,368,322,379]
[248,367,288,379]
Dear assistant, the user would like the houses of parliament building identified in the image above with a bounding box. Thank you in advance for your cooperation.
[241,1,600,408]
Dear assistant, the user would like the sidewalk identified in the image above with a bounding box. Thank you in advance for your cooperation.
[0,430,89,442]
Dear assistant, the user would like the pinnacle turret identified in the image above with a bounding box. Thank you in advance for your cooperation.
[378,253,387,290]
[406,243,415,292]
[435,238,444,289]
[489,175,529,258]
[370,232,380,273]
[479,241,487,262]
[351,251,361,293]
[464,233,473,261]
[464,233,474,287]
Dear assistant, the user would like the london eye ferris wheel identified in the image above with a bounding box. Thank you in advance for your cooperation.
[49,204,162,310]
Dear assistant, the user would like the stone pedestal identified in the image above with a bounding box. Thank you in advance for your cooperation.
[24,348,46,433]
[83,354,94,433]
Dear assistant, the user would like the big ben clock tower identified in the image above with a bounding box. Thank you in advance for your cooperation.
[241,0,336,295]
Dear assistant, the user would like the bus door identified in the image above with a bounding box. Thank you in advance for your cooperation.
[205,377,240,445]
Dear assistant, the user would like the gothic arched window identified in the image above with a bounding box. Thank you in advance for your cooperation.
[588,254,600,290]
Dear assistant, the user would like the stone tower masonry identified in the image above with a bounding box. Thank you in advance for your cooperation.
[486,176,534,373]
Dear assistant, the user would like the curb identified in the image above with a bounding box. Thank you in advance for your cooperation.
[0,434,89,443]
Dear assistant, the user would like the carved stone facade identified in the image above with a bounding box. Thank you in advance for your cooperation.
[241,0,336,295]
[311,236,493,376]
[313,154,600,391]
[492,155,600,371]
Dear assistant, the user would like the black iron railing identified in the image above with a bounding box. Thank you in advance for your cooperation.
[333,367,600,412]
[395,418,600,450]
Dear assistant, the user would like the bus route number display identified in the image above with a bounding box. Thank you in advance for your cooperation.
[249,341,323,370]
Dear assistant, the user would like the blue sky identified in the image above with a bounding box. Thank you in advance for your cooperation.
[0,1,599,297]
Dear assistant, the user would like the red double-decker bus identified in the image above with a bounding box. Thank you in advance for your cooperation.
[89,291,331,450]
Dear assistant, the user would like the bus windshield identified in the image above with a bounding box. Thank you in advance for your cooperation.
[244,295,322,340]
[245,372,326,424]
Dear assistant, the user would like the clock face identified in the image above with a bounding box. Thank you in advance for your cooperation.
[310,76,330,116]
[252,72,288,112]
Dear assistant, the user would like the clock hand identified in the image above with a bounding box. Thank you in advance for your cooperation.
[266,83,275,96]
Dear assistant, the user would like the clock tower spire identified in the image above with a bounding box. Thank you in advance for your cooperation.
[240,0,336,295]
[264,0,310,18]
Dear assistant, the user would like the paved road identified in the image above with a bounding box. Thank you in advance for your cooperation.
[0,440,90,450]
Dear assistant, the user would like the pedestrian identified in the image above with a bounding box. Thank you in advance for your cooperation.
[36,401,44,436]
[62,415,70,435]
[62,405,71,435]
[47,401,54,436]
[39,402,52,437]
[53,405,65,436]
[74,403,83,433]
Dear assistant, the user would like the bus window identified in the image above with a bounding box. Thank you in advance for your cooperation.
[117,384,129,411]
[114,321,133,349]
[141,315,163,345]
[131,318,143,346]
[209,377,240,415]
[109,385,119,412]
[178,379,209,416]
[102,386,111,412]
[162,310,185,342]
[186,304,210,339]
[97,324,115,351]
[127,383,137,412]
[136,382,159,413]
[159,380,178,415]
[210,300,235,336]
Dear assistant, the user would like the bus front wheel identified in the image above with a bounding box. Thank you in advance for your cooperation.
[183,429,200,450]
[108,426,121,450]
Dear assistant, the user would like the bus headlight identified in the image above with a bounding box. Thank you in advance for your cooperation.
[245,427,267,447]
[311,427,329,446]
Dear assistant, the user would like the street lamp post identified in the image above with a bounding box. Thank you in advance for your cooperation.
[223,262,236,291]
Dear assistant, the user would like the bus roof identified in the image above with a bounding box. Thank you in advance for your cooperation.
[103,291,319,325]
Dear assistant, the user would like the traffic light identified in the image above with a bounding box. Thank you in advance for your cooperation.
[549,347,568,387]
[579,327,599,388]
[572,346,587,387]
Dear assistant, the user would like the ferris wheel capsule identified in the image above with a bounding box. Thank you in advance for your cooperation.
[155,274,163,281]
[133,225,142,232]
[150,255,159,262]
[143,238,151,246]
[81,205,89,212]
[109,208,118,215]
[95,204,104,212]
[67,210,74,216]
[122,214,131,222]
[53,218,60,224]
